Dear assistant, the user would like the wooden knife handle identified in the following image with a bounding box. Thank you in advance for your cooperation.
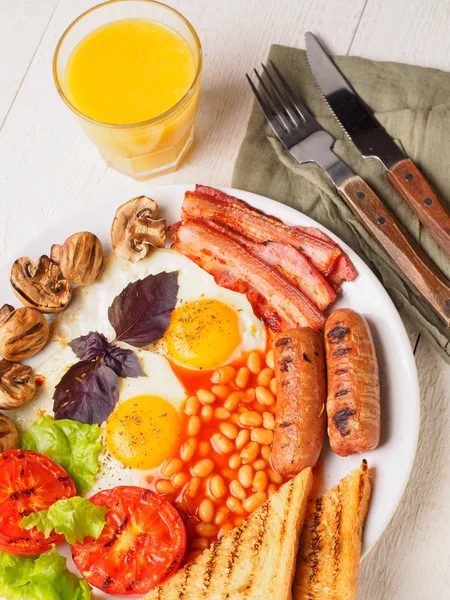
[388,158,450,257]
[338,175,450,328]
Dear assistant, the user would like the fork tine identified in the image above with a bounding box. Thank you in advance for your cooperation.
[260,63,301,126]
[269,60,313,122]
[246,73,286,140]
[252,68,292,132]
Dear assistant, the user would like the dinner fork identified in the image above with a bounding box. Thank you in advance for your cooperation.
[246,61,450,327]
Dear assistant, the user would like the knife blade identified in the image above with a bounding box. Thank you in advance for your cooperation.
[305,31,450,258]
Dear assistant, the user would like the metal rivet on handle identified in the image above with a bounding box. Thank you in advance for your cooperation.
[377,216,386,225]
[357,191,365,200]
[405,173,414,181]
[424,197,432,206]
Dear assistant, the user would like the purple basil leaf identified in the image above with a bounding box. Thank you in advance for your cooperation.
[108,271,179,347]
[69,331,109,361]
[102,346,145,378]
[53,360,119,425]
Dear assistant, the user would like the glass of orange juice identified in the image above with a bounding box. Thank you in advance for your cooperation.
[53,0,202,180]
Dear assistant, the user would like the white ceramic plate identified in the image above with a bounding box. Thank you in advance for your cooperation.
[0,184,419,597]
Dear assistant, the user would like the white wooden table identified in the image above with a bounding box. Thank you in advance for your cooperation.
[1,1,449,598]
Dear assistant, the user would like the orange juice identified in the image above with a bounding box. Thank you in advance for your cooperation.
[54,2,202,180]
[66,19,196,125]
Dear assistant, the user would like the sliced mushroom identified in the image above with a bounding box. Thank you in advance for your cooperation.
[51,232,104,286]
[10,255,72,313]
[0,304,14,326]
[0,306,49,361]
[111,196,166,262]
[0,360,35,409]
[0,412,19,451]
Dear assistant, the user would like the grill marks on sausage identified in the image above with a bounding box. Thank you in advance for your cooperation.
[279,357,293,372]
[332,347,352,357]
[280,421,292,428]
[332,408,356,436]
[334,389,349,398]
[327,325,349,343]
[302,352,311,363]
[334,368,348,376]
[275,336,292,346]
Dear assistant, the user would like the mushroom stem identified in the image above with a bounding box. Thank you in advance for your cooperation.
[51,244,62,264]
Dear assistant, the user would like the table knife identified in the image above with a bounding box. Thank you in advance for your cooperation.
[305,31,450,258]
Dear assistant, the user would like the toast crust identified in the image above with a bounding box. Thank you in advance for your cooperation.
[145,468,313,600]
[293,461,371,600]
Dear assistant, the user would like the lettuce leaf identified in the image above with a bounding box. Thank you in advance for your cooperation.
[20,415,101,494]
[20,497,107,545]
[0,547,91,600]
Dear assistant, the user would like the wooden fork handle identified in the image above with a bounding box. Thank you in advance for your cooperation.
[338,175,450,328]
[388,158,450,257]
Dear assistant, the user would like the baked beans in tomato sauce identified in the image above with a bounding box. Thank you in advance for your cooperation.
[142,348,288,564]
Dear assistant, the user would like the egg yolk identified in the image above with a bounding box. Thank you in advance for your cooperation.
[165,299,241,369]
[105,395,180,469]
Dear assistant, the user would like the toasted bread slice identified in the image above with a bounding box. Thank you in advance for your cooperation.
[145,468,313,600]
[293,460,371,600]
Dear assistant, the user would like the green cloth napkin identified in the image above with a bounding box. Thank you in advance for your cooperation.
[232,45,450,363]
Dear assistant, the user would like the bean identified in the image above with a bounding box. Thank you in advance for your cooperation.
[226,496,246,515]
[155,479,176,495]
[200,405,214,422]
[161,458,183,478]
[228,453,241,470]
[214,407,231,420]
[198,441,211,458]
[230,413,240,425]
[239,411,263,428]
[235,429,250,450]
[198,498,215,523]
[268,468,284,484]
[210,474,227,499]
[214,505,231,526]
[257,367,274,387]
[260,445,271,463]
[218,521,234,538]
[267,483,277,496]
[238,464,254,488]
[252,470,269,492]
[235,366,251,389]
[269,378,277,396]
[220,422,238,440]
[262,412,275,430]
[197,389,216,405]
[192,536,209,550]
[243,491,267,513]
[251,428,274,445]
[240,441,260,464]
[187,415,201,436]
[211,384,231,399]
[252,459,267,471]
[243,388,256,403]
[173,471,189,488]
[255,386,275,406]
[230,479,246,500]
[211,366,236,384]
[192,458,214,477]
[266,349,274,369]
[211,433,234,454]
[269,403,278,415]
[180,438,198,462]
[224,391,243,411]
[195,522,218,538]
[187,477,202,498]
[185,395,200,416]
[247,351,262,374]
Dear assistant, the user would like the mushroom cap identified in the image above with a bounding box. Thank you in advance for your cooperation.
[59,232,104,286]
[0,412,19,451]
[10,255,72,313]
[0,307,49,361]
[0,360,36,409]
[111,196,166,263]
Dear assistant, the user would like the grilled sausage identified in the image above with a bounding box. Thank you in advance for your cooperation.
[272,328,326,478]
[325,308,380,456]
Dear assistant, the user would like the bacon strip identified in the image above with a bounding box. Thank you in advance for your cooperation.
[203,220,336,311]
[172,220,326,331]
[188,185,357,285]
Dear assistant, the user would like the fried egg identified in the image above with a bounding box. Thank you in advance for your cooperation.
[12,249,267,491]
